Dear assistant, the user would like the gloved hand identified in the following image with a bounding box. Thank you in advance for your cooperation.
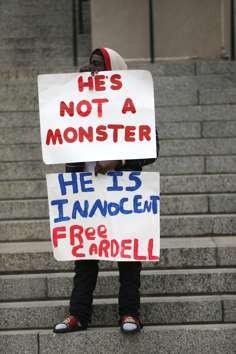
[95,160,122,175]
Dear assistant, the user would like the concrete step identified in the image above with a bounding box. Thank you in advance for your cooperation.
[202,121,236,138]
[154,75,236,90]
[0,76,230,95]
[0,60,234,82]
[159,121,200,139]
[0,112,39,128]
[0,193,222,219]
[1,87,235,110]
[0,53,74,68]
[2,75,236,91]
[2,121,236,144]
[205,156,236,174]
[0,37,76,51]
[0,47,73,61]
[0,161,63,180]
[146,155,236,175]
[0,213,235,241]
[0,59,235,79]
[199,88,236,105]
[2,121,236,142]
[0,237,235,273]
[157,105,236,122]
[1,139,236,161]
[130,60,236,76]
[196,60,236,75]
[0,23,72,38]
[0,27,73,40]
[0,90,195,110]
[143,155,236,175]
[1,156,235,180]
[1,268,235,302]
[0,0,72,14]
[1,174,236,199]
[1,0,89,10]
[0,157,205,179]
[209,194,236,213]
[0,127,40,144]
[123,60,236,77]
[0,144,41,161]
[0,0,90,30]
[2,74,236,89]
[0,64,88,81]
[0,63,233,83]
[129,61,196,76]
[0,294,235,329]
[0,5,71,17]
[1,214,236,242]
[2,105,236,129]
[0,58,88,72]
[1,324,236,354]
[160,138,236,156]
[0,35,90,65]
[0,18,73,32]
[161,174,236,194]
[0,58,79,72]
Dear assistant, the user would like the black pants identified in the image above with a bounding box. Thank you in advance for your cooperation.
[69,260,142,326]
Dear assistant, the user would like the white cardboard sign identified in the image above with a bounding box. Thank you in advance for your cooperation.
[46,171,160,262]
[38,70,156,164]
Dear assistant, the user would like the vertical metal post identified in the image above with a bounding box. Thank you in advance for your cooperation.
[149,0,155,63]
[231,0,235,60]
[72,0,78,66]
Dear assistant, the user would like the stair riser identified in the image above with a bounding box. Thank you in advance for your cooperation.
[1,325,236,354]
[1,214,236,242]
[1,175,236,199]
[0,248,229,273]
[1,271,235,301]
[0,298,230,329]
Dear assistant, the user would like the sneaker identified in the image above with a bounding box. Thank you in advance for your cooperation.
[119,315,143,333]
[53,315,86,333]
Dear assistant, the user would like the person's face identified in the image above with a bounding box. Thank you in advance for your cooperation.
[80,51,106,73]
[90,53,106,71]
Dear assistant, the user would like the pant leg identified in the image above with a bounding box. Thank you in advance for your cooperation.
[69,260,99,326]
[118,261,142,317]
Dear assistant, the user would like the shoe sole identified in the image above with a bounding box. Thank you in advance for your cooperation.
[53,326,87,334]
[120,326,142,334]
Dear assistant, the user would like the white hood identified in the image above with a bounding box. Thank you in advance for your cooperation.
[90,47,127,70]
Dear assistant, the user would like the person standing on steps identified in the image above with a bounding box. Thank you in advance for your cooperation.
[53,47,159,334]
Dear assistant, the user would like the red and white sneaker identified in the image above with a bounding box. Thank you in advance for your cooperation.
[53,315,86,333]
[119,315,143,333]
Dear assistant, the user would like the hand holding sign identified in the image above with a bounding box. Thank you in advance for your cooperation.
[94,160,122,175]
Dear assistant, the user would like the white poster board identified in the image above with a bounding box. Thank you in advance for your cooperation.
[38,70,156,164]
[46,171,160,261]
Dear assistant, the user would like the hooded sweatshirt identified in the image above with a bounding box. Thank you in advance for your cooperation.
[66,48,159,173]
[85,48,128,172]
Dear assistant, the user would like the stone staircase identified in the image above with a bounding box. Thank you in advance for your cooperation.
[0,59,236,353]
[0,0,90,68]
[0,1,236,352]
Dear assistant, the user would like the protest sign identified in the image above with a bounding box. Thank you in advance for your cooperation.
[46,171,160,261]
[38,70,156,164]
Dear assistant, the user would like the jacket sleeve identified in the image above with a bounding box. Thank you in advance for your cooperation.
[124,128,160,169]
